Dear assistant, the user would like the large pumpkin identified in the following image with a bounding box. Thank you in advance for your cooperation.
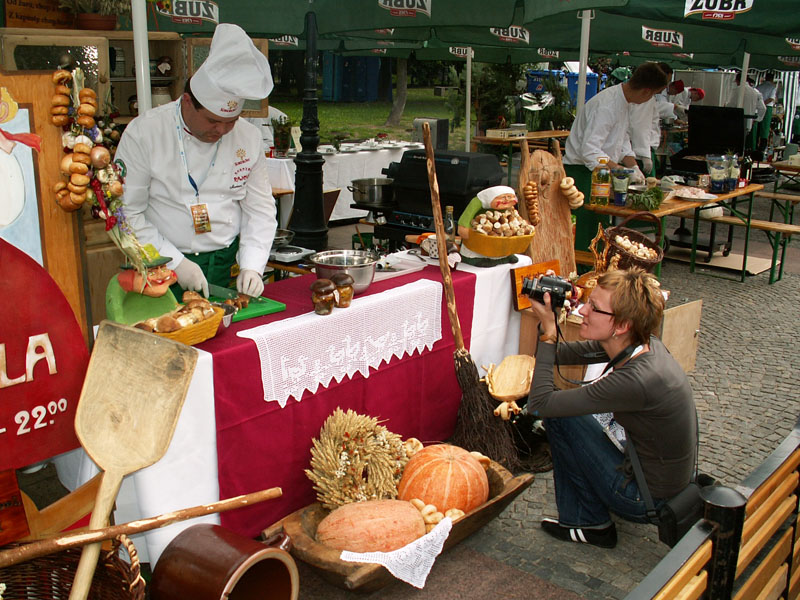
[397,444,489,514]
[316,499,426,553]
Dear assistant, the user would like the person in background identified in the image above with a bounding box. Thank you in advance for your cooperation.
[246,104,290,155]
[525,268,697,549]
[726,74,767,151]
[755,74,778,154]
[116,24,278,299]
[672,87,705,122]
[629,63,673,176]
[565,62,669,254]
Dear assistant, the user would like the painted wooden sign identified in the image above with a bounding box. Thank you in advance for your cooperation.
[0,238,88,470]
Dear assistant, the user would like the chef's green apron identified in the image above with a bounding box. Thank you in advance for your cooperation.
[564,164,609,261]
[170,237,240,298]
[758,106,773,141]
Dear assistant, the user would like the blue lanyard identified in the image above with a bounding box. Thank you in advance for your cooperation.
[175,101,220,201]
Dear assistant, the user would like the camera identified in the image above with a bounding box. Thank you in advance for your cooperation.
[521,275,573,312]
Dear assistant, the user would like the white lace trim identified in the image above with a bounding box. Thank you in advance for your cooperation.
[237,279,442,407]
[339,517,452,588]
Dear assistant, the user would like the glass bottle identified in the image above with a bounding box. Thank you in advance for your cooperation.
[590,157,611,206]
[443,205,456,243]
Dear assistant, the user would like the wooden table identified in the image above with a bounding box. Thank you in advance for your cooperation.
[584,184,764,280]
[471,130,570,183]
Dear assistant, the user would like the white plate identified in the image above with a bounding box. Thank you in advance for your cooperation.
[339,147,359,153]
[373,257,428,282]
[676,192,717,201]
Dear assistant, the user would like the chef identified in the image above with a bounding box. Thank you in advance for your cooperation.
[116,23,277,299]
[564,62,669,254]
[726,74,767,151]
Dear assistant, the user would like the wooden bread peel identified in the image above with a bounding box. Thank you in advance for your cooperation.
[68,320,197,600]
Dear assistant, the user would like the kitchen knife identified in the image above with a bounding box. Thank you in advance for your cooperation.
[207,283,239,300]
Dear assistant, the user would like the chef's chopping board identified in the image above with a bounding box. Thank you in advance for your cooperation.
[518,140,576,276]
[207,295,286,322]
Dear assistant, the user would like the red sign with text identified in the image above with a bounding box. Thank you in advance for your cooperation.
[0,239,88,470]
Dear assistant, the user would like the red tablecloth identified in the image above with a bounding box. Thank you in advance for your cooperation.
[199,266,476,537]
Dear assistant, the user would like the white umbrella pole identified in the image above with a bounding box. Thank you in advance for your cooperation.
[465,47,472,151]
[736,51,751,108]
[132,0,152,112]
[576,10,592,119]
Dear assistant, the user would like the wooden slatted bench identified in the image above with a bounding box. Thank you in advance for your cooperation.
[625,415,800,600]
[754,191,800,203]
[695,213,800,283]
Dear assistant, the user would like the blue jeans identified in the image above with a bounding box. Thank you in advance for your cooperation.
[544,415,663,528]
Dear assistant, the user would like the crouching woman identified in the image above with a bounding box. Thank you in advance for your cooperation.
[526,268,696,549]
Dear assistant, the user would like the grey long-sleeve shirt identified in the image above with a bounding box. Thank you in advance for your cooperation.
[526,336,696,498]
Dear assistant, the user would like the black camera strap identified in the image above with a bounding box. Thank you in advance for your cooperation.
[551,320,636,385]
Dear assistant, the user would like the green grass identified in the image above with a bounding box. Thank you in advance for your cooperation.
[270,87,471,150]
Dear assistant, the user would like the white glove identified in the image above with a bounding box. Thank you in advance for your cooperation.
[174,258,209,298]
[630,165,646,185]
[641,157,653,175]
[237,269,264,297]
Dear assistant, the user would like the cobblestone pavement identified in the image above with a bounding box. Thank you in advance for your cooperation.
[465,248,800,599]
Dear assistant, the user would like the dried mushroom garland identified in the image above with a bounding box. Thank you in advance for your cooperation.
[306,408,410,510]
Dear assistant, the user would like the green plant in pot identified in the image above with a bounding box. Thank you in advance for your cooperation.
[59,0,131,29]
[271,115,293,156]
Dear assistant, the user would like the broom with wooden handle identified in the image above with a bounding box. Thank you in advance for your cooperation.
[420,122,519,469]
[0,486,282,568]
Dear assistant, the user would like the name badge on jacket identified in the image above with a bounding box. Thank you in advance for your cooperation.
[190,203,212,234]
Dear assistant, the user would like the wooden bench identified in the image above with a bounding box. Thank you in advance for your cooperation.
[754,191,800,204]
[695,213,800,284]
[625,416,800,600]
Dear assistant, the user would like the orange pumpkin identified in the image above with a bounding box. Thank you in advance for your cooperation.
[397,444,489,514]
[316,499,426,553]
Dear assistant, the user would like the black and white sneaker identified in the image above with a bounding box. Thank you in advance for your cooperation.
[541,517,617,548]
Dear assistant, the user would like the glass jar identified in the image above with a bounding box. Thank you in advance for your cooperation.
[331,273,355,308]
[311,279,336,315]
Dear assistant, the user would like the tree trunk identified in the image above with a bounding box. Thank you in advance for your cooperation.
[384,58,407,127]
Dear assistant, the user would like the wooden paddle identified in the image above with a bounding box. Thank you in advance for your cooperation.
[68,320,197,600]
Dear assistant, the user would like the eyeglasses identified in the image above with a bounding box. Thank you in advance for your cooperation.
[587,300,615,317]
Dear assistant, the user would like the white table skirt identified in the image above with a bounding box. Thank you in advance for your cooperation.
[53,254,530,565]
[266,147,406,224]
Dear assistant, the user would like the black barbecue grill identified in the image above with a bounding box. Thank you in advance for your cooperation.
[367,149,504,247]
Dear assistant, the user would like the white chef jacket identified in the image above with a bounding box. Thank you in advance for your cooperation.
[564,84,633,169]
[245,105,290,152]
[629,98,660,161]
[116,100,277,274]
[755,80,777,105]
[725,84,767,132]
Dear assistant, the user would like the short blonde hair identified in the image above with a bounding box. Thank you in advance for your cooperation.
[596,268,664,345]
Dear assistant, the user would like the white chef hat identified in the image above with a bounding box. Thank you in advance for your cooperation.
[477,185,516,208]
[190,23,273,118]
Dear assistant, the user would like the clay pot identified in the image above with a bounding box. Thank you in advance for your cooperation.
[150,524,299,600]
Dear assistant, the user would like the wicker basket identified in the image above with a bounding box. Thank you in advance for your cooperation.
[461,230,535,258]
[603,212,664,272]
[0,535,145,600]
[155,306,224,345]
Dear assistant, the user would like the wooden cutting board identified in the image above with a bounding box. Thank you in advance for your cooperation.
[518,140,576,276]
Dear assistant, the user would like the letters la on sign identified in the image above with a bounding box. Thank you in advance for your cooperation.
[0,239,88,470]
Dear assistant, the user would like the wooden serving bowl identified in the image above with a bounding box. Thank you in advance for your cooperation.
[461,230,535,257]
[261,461,534,593]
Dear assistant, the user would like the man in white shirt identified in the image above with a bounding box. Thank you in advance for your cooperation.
[116,24,278,298]
[246,105,290,153]
[755,74,778,151]
[726,74,767,151]
[565,62,669,253]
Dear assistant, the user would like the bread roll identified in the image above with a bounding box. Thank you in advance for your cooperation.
[50,105,69,115]
[69,191,86,204]
[52,70,72,84]
[73,153,92,166]
[77,115,95,129]
[51,94,71,107]
[67,181,87,194]
[51,115,70,127]
[78,87,97,101]
[78,103,96,117]
[69,161,89,175]
[74,143,93,155]
[70,172,90,186]
[55,84,71,96]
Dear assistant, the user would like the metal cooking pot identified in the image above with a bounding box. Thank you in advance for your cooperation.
[348,177,395,206]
